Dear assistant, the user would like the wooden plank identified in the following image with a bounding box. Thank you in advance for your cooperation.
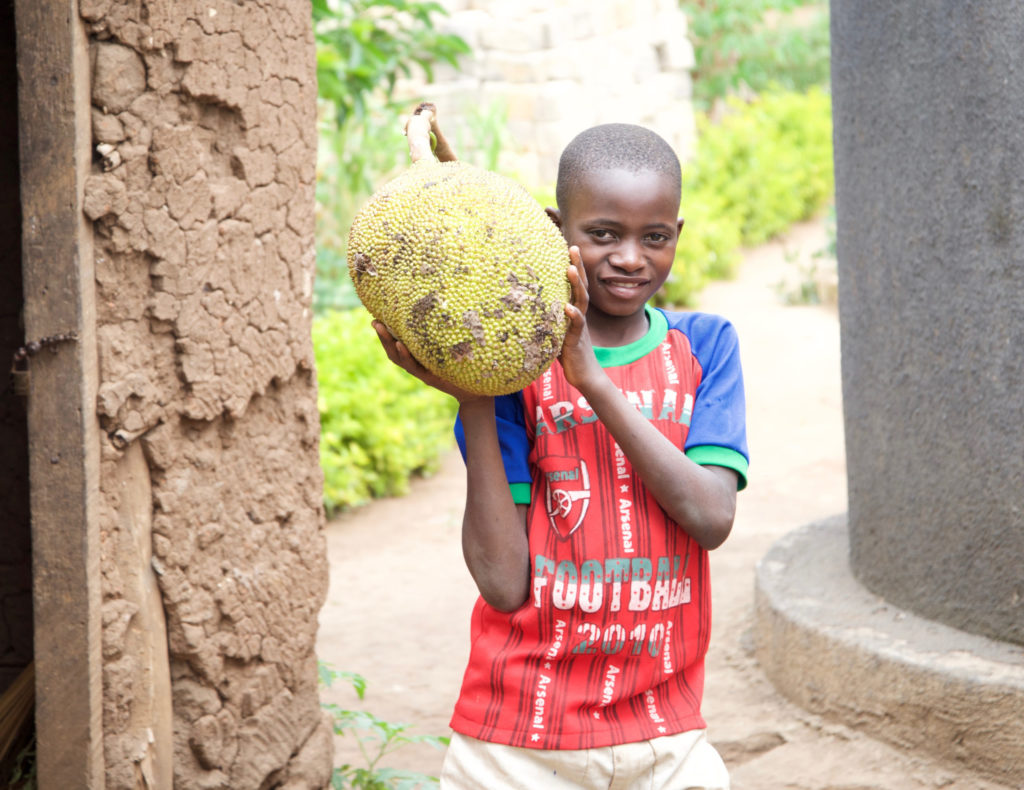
[15,1,103,786]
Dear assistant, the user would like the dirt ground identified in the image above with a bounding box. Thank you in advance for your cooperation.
[316,219,1017,790]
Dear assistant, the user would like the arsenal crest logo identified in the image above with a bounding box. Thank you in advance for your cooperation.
[543,456,591,539]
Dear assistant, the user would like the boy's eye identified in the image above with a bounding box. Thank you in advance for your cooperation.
[589,229,614,240]
[646,232,670,244]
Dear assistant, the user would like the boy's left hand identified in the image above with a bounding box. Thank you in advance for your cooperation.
[558,246,603,390]
[372,320,490,406]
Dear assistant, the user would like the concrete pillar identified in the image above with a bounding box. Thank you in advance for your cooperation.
[832,1,1024,645]
[753,4,1024,783]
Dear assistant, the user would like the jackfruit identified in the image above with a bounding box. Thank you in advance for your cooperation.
[347,156,571,396]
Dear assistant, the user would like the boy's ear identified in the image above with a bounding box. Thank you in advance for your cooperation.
[545,207,563,230]
[677,217,685,234]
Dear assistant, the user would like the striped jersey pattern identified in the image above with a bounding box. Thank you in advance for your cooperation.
[451,306,748,749]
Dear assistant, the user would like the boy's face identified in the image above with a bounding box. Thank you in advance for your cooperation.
[547,168,683,324]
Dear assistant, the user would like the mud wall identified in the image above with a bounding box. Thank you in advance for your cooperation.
[80,1,331,787]
[423,0,696,185]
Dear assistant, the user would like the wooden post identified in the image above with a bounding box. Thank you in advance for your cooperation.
[16,0,104,785]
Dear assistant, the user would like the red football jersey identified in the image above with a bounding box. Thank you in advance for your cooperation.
[451,307,748,749]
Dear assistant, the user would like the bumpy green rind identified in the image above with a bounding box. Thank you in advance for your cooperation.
[347,160,571,396]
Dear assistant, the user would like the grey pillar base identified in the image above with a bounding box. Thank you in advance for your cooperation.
[754,516,1024,786]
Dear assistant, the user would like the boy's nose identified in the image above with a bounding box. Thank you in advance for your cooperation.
[611,240,644,270]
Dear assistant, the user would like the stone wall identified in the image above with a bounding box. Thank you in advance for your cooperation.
[80,1,331,787]
[420,0,697,186]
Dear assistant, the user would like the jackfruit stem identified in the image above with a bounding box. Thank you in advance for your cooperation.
[408,102,457,163]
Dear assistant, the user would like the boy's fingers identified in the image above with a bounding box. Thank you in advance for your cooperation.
[568,245,587,287]
[394,340,418,369]
[389,337,416,369]
[372,320,398,348]
[373,321,402,364]
[373,321,417,371]
[376,328,429,381]
[562,302,585,345]
[567,246,589,310]
[566,261,589,315]
[374,320,474,398]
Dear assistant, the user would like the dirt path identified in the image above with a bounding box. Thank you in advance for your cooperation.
[317,219,1014,789]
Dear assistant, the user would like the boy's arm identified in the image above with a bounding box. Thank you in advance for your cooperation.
[559,255,739,550]
[458,399,531,611]
[573,374,737,549]
[376,104,531,610]
[374,323,531,611]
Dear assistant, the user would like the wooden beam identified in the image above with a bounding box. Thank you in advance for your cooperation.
[16,0,103,786]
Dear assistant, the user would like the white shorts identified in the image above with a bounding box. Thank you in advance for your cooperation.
[440,728,730,790]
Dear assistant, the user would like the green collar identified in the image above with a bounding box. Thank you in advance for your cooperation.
[592,305,668,368]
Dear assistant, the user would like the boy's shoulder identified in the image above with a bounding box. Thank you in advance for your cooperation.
[654,306,740,350]
[588,306,740,372]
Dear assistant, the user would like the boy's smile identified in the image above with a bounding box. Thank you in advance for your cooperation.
[548,167,683,346]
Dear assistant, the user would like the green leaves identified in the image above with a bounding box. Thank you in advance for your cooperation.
[319,663,368,699]
[684,1,830,110]
[313,308,457,515]
[313,0,470,315]
[314,0,469,131]
[319,664,449,789]
[655,87,834,307]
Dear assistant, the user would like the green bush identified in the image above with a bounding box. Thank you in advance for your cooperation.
[655,87,834,307]
[685,0,831,110]
[314,308,458,515]
[703,88,834,244]
[313,0,469,315]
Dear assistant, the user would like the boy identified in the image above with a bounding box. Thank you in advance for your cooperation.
[375,121,748,789]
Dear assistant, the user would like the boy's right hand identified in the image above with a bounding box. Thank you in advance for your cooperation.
[558,246,604,393]
[373,320,491,405]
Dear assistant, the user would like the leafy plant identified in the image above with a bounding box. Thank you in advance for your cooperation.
[313,307,457,515]
[656,87,834,307]
[454,99,512,174]
[775,247,821,306]
[695,88,833,243]
[320,664,448,790]
[313,239,361,314]
[815,203,837,261]
[313,0,468,135]
[774,204,837,305]
[313,0,470,314]
[684,0,831,109]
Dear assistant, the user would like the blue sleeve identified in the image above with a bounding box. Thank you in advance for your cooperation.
[454,392,532,503]
[675,313,750,490]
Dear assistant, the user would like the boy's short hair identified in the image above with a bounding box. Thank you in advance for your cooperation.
[555,123,682,214]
